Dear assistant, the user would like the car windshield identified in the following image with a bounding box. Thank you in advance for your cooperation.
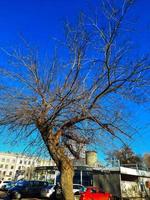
[81,186,86,192]
[73,185,80,189]
[16,181,27,187]
[7,182,12,185]
[6,182,15,188]
[73,185,86,192]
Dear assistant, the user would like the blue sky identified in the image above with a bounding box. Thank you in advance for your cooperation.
[0,0,150,159]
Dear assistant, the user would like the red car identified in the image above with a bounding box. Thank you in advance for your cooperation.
[79,186,112,200]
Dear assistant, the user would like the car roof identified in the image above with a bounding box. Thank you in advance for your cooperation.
[87,186,98,189]
[73,184,83,186]
[17,180,48,182]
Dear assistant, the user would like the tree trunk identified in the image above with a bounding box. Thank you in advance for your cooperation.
[46,135,74,200]
[60,160,74,200]
[38,127,75,200]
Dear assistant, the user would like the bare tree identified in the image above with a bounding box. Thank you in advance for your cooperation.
[0,0,150,199]
[143,154,150,169]
[106,145,142,165]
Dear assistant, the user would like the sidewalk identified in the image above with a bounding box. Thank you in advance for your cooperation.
[0,191,6,199]
[0,191,43,200]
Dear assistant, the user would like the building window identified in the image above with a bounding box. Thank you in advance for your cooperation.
[24,161,27,165]
[0,164,3,168]
[12,159,15,163]
[9,172,12,176]
[11,166,14,169]
[6,159,10,162]
[2,158,5,162]
[3,171,6,175]
[19,160,22,164]
[28,161,31,165]
[18,166,21,170]
[5,165,8,169]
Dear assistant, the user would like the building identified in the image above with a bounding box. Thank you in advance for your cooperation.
[33,163,150,199]
[93,165,150,199]
[33,151,150,199]
[0,152,53,181]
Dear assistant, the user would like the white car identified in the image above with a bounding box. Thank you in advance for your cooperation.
[73,184,85,194]
[0,181,11,190]
[41,183,85,198]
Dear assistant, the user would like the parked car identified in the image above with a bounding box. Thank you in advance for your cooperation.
[73,184,86,194]
[7,180,49,199]
[80,186,112,200]
[41,183,85,198]
[0,181,11,190]
[41,184,56,198]
[2,181,16,191]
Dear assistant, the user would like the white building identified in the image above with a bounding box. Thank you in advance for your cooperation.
[0,152,53,181]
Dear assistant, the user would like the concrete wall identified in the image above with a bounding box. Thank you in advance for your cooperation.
[93,171,121,198]
[120,167,150,177]
[121,180,141,199]
[85,151,97,167]
[120,167,150,199]
[139,177,150,198]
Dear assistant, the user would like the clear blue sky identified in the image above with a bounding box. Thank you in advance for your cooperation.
[0,0,150,158]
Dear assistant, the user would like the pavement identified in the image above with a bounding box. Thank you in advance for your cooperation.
[0,191,44,199]
[0,191,81,200]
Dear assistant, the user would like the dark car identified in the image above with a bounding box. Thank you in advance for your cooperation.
[41,184,55,198]
[7,180,49,199]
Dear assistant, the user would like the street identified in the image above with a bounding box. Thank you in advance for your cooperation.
[0,191,45,200]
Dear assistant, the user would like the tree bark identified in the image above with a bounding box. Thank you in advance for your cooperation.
[60,160,74,200]
[44,132,74,200]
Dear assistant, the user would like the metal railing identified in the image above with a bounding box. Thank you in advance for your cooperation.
[121,163,149,171]
[108,159,149,171]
